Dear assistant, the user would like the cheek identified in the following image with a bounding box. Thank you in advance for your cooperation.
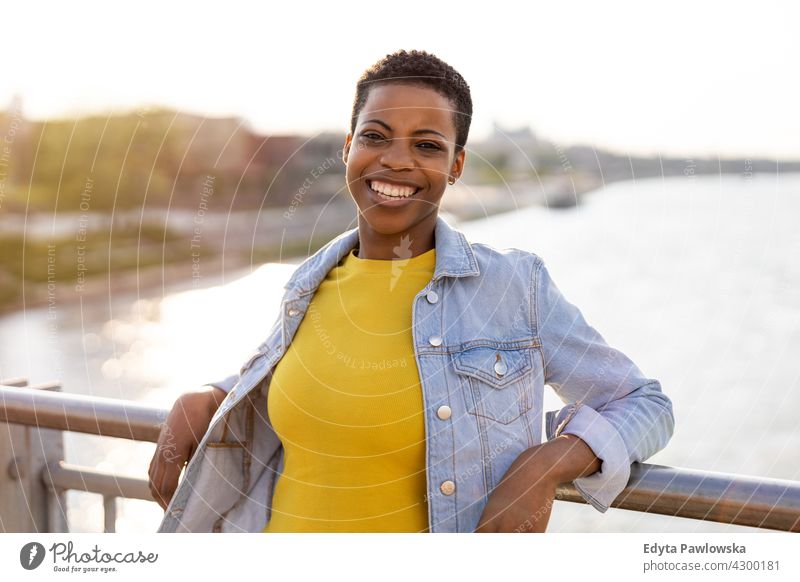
[426,163,451,187]
[345,145,367,179]
[345,153,368,195]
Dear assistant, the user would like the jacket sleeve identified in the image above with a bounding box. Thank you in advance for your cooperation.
[203,373,239,394]
[534,258,675,512]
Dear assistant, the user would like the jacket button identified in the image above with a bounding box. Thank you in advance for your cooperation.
[288,308,300,316]
[426,290,439,304]
[494,356,507,377]
[170,507,183,517]
[428,335,443,347]
[436,405,452,420]
[440,480,456,495]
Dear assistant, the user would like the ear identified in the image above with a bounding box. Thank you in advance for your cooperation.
[450,148,466,182]
[342,132,353,164]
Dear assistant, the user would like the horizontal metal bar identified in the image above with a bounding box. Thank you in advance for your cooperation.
[556,463,800,532]
[42,460,154,502]
[3,383,800,531]
[1,383,167,442]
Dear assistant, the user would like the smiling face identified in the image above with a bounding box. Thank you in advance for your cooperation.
[342,82,465,238]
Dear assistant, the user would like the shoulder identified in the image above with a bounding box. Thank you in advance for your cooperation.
[467,239,544,277]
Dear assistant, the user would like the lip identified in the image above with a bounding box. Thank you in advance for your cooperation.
[364,178,423,208]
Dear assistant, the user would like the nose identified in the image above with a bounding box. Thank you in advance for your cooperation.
[379,137,415,171]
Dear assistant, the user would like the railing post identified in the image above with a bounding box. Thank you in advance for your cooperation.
[46,487,69,533]
[0,378,67,532]
[103,496,117,533]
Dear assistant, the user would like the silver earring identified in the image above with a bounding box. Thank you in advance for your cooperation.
[448,178,456,185]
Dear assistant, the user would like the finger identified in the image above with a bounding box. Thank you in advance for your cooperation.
[149,456,170,511]
[152,450,186,511]
[150,435,187,509]
[148,430,168,509]
[148,466,166,511]
[150,467,172,511]
[148,474,167,511]
[149,482,167,511]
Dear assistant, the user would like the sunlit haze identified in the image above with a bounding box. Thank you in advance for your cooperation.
[3,0,799,158]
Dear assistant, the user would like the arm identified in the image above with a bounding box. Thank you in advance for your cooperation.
[148,368,245,510]
[475,432,602,532]
[148,385,228,510]
[536,258,675,512]
[476,258,675,532]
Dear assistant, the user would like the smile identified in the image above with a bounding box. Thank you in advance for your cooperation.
[367,179,421,199]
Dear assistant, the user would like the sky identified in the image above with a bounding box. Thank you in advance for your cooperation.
[3,0,799,159]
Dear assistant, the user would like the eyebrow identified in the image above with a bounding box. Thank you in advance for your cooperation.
[362,118,447,139]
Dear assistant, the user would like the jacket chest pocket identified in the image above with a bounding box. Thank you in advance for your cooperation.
[453,345,536,424]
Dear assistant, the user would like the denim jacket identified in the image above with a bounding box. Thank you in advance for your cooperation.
[157,214,675,533]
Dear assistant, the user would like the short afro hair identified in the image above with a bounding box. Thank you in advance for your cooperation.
[350,49,473,154]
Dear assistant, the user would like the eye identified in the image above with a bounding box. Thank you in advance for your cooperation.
[417,142,442,151]
[362,131,386,142]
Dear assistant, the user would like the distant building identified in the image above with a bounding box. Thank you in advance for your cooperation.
[462,121,546,182]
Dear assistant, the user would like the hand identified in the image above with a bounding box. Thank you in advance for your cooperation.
[474,434,602,532]
[148,386,227,511]
[474,445,558,533]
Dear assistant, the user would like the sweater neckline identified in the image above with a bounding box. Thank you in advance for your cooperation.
[342,246,436,275]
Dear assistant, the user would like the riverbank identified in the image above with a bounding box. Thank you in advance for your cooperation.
[0,174,600,317]
[0,230,340,318]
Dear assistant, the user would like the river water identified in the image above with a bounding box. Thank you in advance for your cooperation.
[1,172,798,533]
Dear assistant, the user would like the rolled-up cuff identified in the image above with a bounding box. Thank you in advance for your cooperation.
[545,403,631,512]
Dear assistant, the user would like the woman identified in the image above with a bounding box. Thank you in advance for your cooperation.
[149,49,674,533]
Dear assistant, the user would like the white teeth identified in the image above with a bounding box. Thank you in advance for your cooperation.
[369,180,417,198]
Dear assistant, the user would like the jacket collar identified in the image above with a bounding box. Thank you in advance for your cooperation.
[283,213,480,297]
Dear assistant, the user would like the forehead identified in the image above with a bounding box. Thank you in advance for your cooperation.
[358,83,456,134]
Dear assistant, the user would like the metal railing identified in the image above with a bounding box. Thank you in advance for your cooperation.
[1,378,165,532]
[2,380,800,532]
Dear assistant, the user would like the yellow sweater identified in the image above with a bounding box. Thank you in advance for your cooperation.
[262,245,435,532]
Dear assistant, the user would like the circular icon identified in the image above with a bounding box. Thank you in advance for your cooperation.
[20,542,46,570]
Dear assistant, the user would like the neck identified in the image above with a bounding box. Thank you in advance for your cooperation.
[355,213,437,260]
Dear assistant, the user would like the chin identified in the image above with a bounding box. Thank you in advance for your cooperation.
[359,209,418,234]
